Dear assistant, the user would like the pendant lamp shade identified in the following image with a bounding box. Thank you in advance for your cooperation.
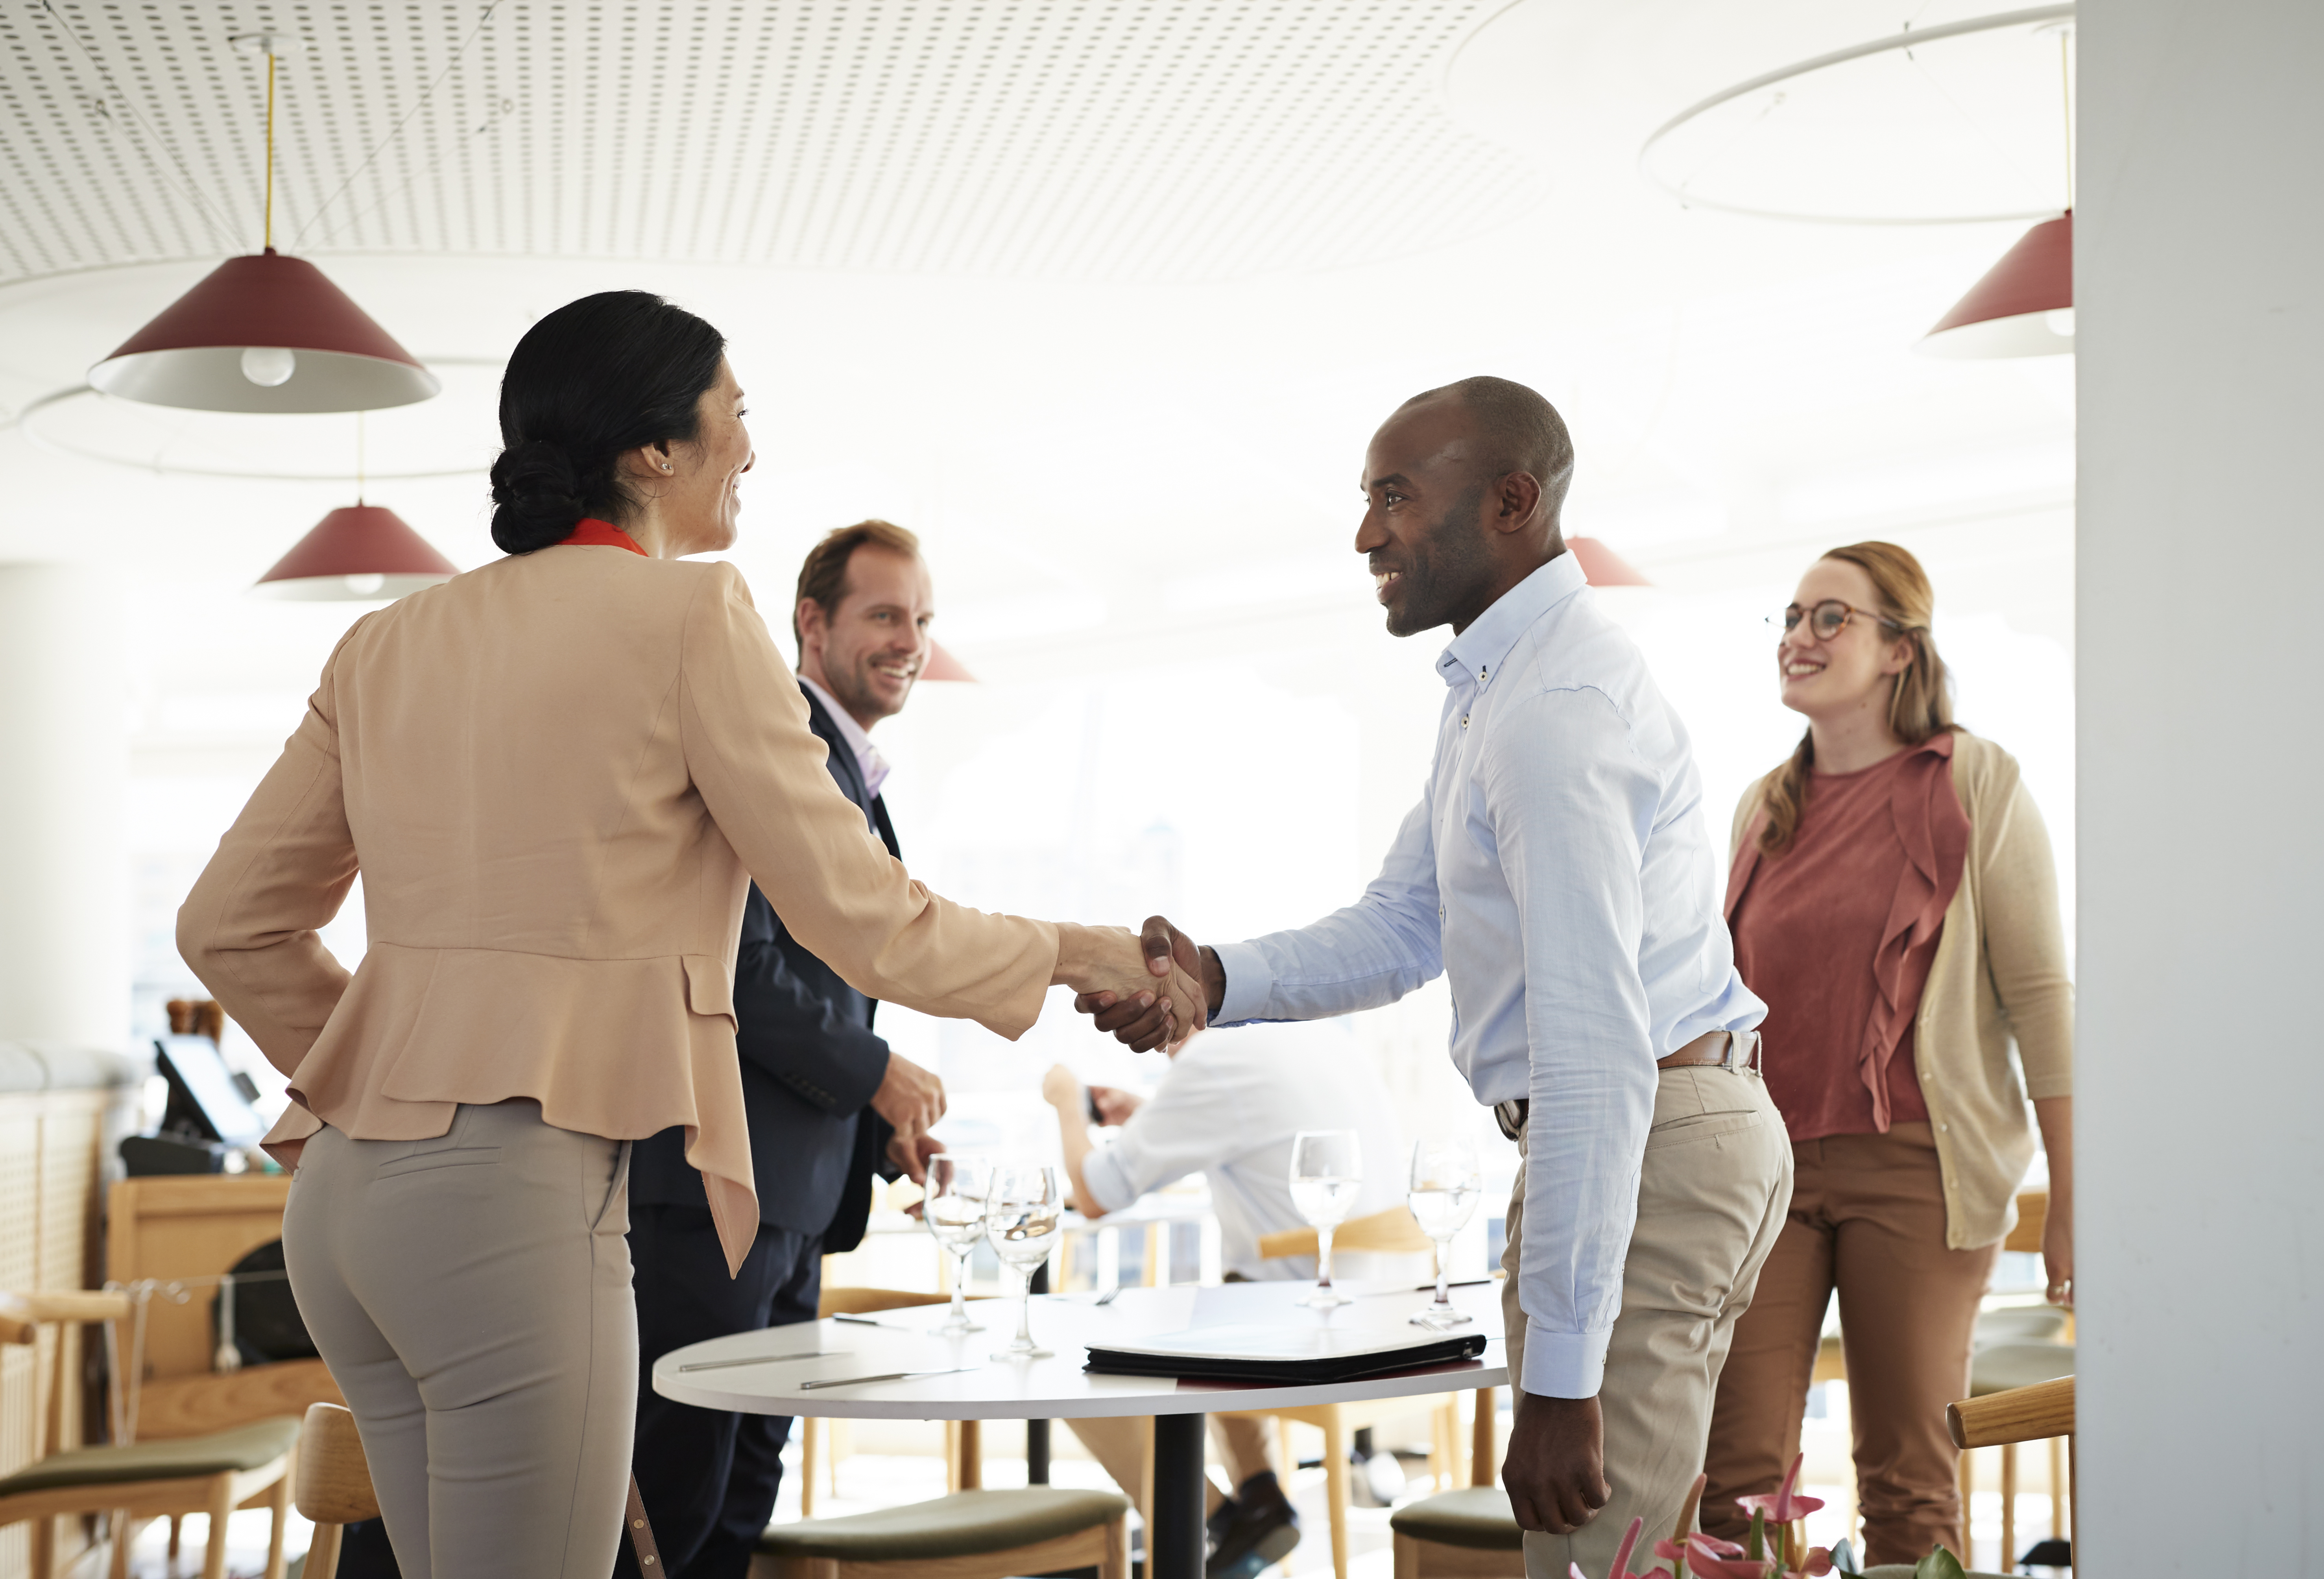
[1569,536,1651,587]
[253,505,458,601]
[921,641,977,682]
[90,250,440,413]
[1920,212,2073,358]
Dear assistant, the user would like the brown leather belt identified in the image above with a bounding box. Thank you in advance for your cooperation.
[1495,1030,1759,1138]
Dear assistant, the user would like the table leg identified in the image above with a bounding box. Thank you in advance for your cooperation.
[1027,1418,1052,1484]
[1152,1413,1207,1579]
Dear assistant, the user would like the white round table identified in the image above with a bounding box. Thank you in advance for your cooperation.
[653,1278,1507,1579]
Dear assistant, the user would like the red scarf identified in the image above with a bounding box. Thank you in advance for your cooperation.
[560,517,647,556]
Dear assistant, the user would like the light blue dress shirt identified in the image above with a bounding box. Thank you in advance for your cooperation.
[1212,552,1765,1398]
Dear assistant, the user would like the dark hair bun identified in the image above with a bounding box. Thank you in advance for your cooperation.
[489,439,587,553]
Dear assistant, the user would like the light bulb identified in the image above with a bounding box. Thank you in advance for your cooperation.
[341,573,386,597]
[2043,308,2076,337]
[240,345,297,387]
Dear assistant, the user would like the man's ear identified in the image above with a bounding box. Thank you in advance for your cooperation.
[1493,471,1545,534]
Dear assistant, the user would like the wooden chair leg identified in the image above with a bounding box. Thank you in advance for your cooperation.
[1999,1442,2017,1569]
[265,1466,293,1579]
[2047,1435,2064,1539]
[1471,1387,1496,1488]
[1956,1446,1975,1563]
[1322,1409,1351,1579]
[2067,1435,2076,1556]
[1393,1530,1420,1579]
[1099,1512,1131,1579]
[109,1510,133,1579]
[203,1472,236,1579]
[799,1416,820,1517]
[304,1524,345,1579]
[169,1515,183,1561]
[30,1514,56,1579]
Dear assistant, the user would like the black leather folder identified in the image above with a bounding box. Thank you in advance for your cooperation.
[1084,1323,1488,1385]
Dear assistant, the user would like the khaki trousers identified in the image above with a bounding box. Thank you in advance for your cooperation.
[1064,1414,1277,1523]
[1701,1123,1997,1566]
[284,1101,636,1579]
[1503,1066,1791,1579]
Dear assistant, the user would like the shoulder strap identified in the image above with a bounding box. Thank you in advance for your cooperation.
[626,1473,665,1573]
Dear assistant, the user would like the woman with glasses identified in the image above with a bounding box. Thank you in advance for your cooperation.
[1699,541,2072,1566]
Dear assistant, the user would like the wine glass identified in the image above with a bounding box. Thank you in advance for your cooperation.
[924,1155,991,1336]
[1288,1130,1362,1309]
[984,1163,1063,1359]
[1407,1138,1482,1329]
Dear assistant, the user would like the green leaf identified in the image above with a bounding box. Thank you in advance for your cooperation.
[1746,1509,1766,1564]
[1829,1538,1862,1576]
[1914,1545,1968,1579]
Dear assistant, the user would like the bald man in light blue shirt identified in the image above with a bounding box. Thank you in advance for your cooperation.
[1079,377,1792,1578]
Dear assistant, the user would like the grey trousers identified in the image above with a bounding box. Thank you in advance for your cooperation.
[284,1100,636,1579]
[1501,1066,1793,1579]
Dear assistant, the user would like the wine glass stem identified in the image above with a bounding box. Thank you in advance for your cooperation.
[1317,1226,1335,1290]
[1015,1263,1036,1349]
[950,1248,971,1325]
[1433,1237,1452,1307]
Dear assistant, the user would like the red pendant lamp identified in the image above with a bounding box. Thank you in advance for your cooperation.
[1569,536,1651,587]
[920,641,977,682]
[87,35,438,414]
[1919,211,2073,358]
[253,504,458,601]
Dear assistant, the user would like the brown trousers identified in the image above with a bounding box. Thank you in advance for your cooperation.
[1701,1123,1997,1566]
[1503,1066,1792,1579]
[1063,1414,1276,1522]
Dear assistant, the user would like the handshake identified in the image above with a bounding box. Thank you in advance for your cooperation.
[1060,915,1222,1054]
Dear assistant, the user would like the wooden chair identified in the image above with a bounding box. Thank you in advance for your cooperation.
[753,1487,1130,1579]
[0,1291,297,1579]
[1216,1209,1466,1579]
[1953,1189,2072,1568]
[799,1287,992,1517]
[1388,1389,1519,1577]
[1950,1370,2073,1570]
[292,1404,378,1579]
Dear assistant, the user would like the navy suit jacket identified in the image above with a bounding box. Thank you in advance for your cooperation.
[629,684,899,1252]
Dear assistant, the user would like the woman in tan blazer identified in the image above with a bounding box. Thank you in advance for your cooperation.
[1698,542,2072,1565]
[177,290,1197,1579]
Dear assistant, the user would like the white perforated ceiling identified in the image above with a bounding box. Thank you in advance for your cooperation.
[0,1,1542,286]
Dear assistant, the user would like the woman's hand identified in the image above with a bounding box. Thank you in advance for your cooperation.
[1052,923,1205,1049]
[2042,1194,2073,1308]
[1040,1063,1082,1110]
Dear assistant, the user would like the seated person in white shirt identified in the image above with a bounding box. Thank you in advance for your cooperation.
[1040,1020,1408,1579]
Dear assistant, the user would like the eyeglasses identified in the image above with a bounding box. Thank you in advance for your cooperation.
[1768,600,1906,641]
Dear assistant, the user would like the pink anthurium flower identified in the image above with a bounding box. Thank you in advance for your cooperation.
[1655,1535,1774,1579]
[1792,1548,1835,1578]
[1570,1518,1649,1579]
[1735,1453,1826,1524]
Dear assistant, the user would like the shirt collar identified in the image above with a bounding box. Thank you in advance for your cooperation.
[798,675,892,800]
[1437,552,1589,691]
[561,518,647,555]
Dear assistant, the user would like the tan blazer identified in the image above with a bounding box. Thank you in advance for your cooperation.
[1728,730,2072,1248]
[179,544,1059,1272]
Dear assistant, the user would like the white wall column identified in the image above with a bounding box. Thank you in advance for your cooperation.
[2078,0,2323,1569]
[0,564,127,1047]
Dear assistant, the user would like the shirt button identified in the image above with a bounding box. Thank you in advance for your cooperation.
[1460,716,1469,729]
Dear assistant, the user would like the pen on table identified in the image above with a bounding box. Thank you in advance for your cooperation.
[832,1313,912,1329]
[798,1366,977,1391]
[1388,1278,1496,1295]
[677,1349,833,1373]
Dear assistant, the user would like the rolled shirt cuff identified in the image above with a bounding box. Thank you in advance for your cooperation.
[1078,1145,1135,1217]
[1519,1326,1612,1400]
[1211,940,1274,1026]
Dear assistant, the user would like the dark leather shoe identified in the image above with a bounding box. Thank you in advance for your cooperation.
[1207,1470,1300,1579]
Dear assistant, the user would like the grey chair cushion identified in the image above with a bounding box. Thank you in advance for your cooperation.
[1971,1305,2070,1350]
[1388,1487,1525,1551]
[0,1417,299,1494]
[1968,1341,2075,1397]
[755,1488,1130,1561]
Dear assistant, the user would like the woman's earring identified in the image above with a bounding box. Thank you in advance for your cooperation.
[660,462,673,473]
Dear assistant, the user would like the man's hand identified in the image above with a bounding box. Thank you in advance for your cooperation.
[1040,1063,1082,1111]
[1072,915,1224,1053]
[1087,1084,1143,1127]
[885,1128,944,1187]
[869,1051,946,1138]
[1502,1392,1610,1535]
[1052,922,1209,1050]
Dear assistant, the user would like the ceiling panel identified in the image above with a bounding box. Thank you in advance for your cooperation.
[0,0,1544,286]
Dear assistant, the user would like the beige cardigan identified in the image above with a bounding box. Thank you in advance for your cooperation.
[1728,731,2072,1248]
[179,545,1060,1274]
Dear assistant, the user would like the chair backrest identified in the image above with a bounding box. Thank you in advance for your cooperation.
[1947,1374,2073,1450]
[817,1286,956,1318]
[1257,1204,1433,1262]
[1,1290,135,1462]
[296,1403,380,1524]
[2003,1189,2047,1254]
